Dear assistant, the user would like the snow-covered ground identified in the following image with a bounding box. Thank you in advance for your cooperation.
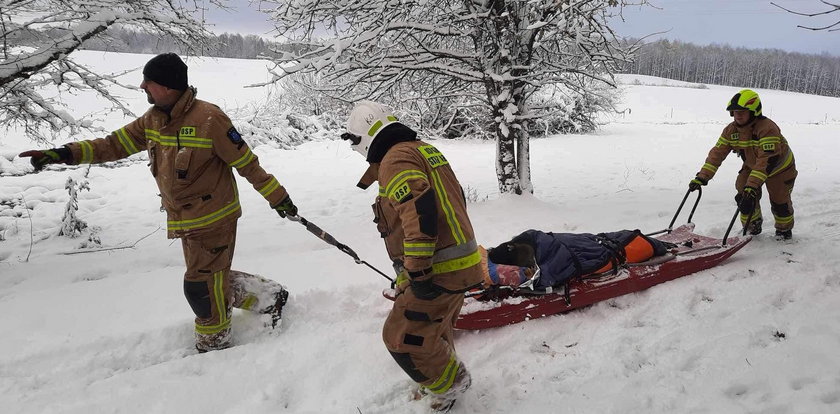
[2,51,840,414]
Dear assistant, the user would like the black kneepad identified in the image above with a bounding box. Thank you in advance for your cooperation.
[183,280,212,318]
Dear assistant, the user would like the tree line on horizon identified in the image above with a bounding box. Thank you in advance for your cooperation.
[81,29,840,99]
[622,39,840,98]
[81,27,282,60]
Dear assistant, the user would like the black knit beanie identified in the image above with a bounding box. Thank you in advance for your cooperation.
[142,53,188,91]
[487,233,537,267]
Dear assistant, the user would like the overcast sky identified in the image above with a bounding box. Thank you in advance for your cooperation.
[204,0,839,57]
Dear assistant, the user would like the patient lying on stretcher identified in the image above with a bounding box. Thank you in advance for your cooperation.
[479,229,676,290]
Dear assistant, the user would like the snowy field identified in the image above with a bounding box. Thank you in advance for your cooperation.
[1,51,840,414]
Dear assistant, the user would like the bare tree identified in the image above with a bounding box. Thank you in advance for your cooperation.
[260,0,639,194]
[772,1,840,31]
[0,0,227,144]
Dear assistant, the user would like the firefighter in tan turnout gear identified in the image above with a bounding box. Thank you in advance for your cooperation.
[19,53,297,353]
[342,101,484,412]
[688,89,797,240]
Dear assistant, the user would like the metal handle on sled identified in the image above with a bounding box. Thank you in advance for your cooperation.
[286,215,394,283]
[720,204,754,246]
[646,188,702,237]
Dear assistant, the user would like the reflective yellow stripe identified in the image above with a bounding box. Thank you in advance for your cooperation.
[230,148,255,168]
[177,137,213,148]
[258,177,280,198]
[241,295,257,311]
[773,214,793,224]
[367,120,383,137]
[79,141,94,163]
[214,271,227,324]
[768,151,794,177]
[115,128,140,155]
[427,353,458,394]
[145,129,212,148]
[714,137,728,148]
[740,207,762,223]
[167,194,241,231]
[432,249,481,274]
[749,170,767,181]
[195,271,230,335]
[738,140,760,148]
[430,170,466,245]
[195,319,231,335]
[759,136,780,151]
[385,170,428,200]
[395,271,409,288]
[701,163,718,173]
[404,241,436,257]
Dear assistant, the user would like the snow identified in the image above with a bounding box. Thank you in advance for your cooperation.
[2,51,840,413]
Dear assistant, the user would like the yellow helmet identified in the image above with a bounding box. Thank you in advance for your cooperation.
[726,89,762,116]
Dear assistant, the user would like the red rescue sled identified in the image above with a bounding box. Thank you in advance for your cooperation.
[456,223,750,330]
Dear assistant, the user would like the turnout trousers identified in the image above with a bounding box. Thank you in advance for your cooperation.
[181,220,286,351]
[383,285,465,394]
[736,162,798,232]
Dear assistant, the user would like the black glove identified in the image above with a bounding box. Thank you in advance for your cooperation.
[688,176,708,192]
[273,195,298,218]
[736,186,758,215]
[18,147,72,171]
[406,267,440,300]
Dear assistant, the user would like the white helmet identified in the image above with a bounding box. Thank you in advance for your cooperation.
[343,100,399,159]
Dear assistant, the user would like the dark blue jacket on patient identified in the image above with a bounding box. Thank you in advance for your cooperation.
[491,229,670,288]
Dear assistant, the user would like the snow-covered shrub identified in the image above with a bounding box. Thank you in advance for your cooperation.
[230,74,347,148]
[58,169,91,238]
[527,80,621,135]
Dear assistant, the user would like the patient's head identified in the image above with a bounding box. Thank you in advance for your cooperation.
[488,238,536,268]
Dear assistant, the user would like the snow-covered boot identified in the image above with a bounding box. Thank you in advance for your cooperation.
[747,218,763,235]
[775,229,792,241]
[267,287,289,328]
[416,362,472,412]
[195,327,232,353]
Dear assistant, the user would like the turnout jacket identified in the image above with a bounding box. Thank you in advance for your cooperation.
[64,87,288,238]
[360,136,483,293]
[696,117,795,189]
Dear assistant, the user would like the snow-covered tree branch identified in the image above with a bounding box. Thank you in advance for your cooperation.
[261,0,642,194]
[0,0,226,144]
[772,1,840,31]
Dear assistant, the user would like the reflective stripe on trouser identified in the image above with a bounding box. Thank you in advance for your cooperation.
[181,221,285,349]
[736,163,797,231]
[382,281,464,391]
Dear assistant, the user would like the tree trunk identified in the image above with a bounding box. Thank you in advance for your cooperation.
[494,115,521,195]
[516,125,532,193]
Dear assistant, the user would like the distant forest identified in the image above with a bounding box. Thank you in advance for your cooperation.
[82,28,840,98]
[622,39,840,98]
[82,26,284,60]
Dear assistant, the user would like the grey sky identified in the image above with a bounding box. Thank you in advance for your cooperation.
[204,0,839,57]
[613,0,839,56]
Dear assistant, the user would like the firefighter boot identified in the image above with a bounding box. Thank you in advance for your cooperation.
[266,287,289,328]
[775,229,793,241]
[421,362,472,412]
[747,218,763,236]
[195,327,232,353]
